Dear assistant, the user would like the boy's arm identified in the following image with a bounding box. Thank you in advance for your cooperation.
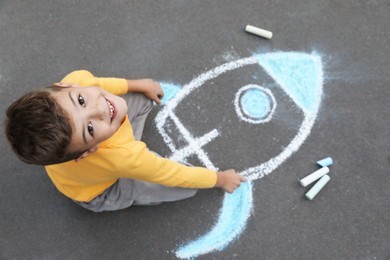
[126,79,164,105]
[61,70,164,104]
[60,70,129,96]
[114,141,245,192]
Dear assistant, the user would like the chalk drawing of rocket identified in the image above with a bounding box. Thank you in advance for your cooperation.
[154,52,324,258]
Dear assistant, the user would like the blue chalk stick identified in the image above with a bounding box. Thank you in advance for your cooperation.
[317,157,333,167]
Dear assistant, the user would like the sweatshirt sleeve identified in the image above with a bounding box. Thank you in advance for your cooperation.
[61,70,128,96]
[112,141,218,188]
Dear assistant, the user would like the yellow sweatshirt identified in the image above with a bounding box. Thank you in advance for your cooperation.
[45,70,217,202]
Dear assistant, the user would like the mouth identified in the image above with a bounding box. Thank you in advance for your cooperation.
[105,98,116,122]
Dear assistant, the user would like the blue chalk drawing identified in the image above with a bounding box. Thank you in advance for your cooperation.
[241,88,271,119]
[155,51,324,258]
[159,82,181,105]
[176,181,253,258]
[234,84,276,124]
[255,52,322,113]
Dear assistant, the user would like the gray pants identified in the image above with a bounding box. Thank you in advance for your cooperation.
[74,93,197,212]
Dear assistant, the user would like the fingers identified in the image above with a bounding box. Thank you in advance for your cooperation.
[151,81,164,105]
[228,180,242,193]
[222,170,247,193]
[158,89,164,99]
[155,92,164,105]
[156,91,164,105]
[153,95,162,105]
[145,91,162,105]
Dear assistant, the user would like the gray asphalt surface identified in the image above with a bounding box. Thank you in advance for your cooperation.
[0,1,389,259]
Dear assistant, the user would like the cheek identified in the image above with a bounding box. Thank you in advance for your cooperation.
[97,122,115,141]
[117,96,128,114]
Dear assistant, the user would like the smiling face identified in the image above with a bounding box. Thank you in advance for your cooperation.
[52,83,128,158]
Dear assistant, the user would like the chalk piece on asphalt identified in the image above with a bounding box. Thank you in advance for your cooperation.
[305,175,330,200]
[299,166,329,187]
[245,25,273,39]
[317,157,333,167]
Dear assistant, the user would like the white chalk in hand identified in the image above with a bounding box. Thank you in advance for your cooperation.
[299,166,329,187]
[245,25,273,39]
[305,175,330,200]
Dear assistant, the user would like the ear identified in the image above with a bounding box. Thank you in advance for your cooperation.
[74,146,99,162]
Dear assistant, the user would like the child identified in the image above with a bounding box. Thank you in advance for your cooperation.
[5,70,245,212]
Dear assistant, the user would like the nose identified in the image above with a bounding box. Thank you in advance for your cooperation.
[88,99,106,121]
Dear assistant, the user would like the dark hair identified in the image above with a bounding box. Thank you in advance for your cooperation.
[5,87,84,165]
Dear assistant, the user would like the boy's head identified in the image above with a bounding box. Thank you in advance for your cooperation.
[5,84,128,165]
[5,87,78,165]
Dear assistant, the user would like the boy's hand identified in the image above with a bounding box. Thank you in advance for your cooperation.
[215,169,246,193]
[127,79,164,105]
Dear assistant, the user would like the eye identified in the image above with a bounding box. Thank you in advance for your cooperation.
[78,94,85,106]
[87,122,94,136]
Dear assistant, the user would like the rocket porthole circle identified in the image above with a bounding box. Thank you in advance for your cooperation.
[234,84,276,124]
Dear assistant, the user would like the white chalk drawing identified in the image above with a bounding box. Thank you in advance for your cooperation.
[156,52,323,258]
[234,84,277,124]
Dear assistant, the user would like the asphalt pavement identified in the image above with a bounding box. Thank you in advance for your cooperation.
[0,1,389,259]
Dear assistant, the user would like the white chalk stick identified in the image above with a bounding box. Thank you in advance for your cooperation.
[299,166,329,187]
[305,175,330,200]
[245,25,273,39]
